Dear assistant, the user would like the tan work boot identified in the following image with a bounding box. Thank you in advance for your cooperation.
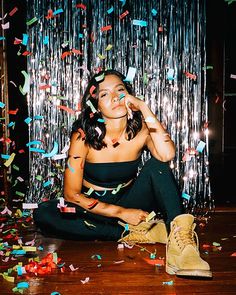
[118,219,168,244]
[166,214,212,278]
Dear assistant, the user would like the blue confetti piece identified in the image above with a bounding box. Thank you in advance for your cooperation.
[29,147,45,153]
[43,180,52,187]
[150,253,156,259]
[97,118,105,123]
[182,192,191,201]
[11,250,26,255]
[33,115,43,120]
[7,121,15,128]
[43,36,49,45]
[167,68,175,80]
[0,36,6,41]
[119,93,125,100]
[0,101,5,108]
[17,266,23,276]
[1,154,10,159]
[95,190,106,196]
[22,34,28,46]
[26,140,42,147]
[53,8,64,15]
[24,117,32,124]
[162,280,174,285]
[17,282,29,289]
[43,141,59,158]
[132,19,147,27]
[107,6,114,14]
[151,8,158,16]
[124,67,136,82]
[196,140,206,153]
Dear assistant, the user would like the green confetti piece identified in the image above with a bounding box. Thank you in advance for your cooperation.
[15,191,25,197]
[12,165,19,171]
[36,175,43,181]
[26,17,38,26]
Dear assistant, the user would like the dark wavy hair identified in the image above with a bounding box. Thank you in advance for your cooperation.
[71,69,143,150]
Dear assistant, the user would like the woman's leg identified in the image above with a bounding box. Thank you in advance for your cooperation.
[117,157,184,231]
[33,198,123,241]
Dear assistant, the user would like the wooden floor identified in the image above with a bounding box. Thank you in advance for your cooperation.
[1,206,236,294]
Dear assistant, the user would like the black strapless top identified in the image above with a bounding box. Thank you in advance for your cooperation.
[83,157,141,188]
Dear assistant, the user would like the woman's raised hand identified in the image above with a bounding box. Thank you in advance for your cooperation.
[124,94,145,112]
[119,208,149,225]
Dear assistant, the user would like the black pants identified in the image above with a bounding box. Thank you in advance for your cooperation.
[33,157,184,241]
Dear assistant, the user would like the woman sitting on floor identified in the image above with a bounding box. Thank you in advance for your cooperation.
[33,69,212,278]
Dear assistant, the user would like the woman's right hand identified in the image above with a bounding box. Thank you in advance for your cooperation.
[119,208,149,225]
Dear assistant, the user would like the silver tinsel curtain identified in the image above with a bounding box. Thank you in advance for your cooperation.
[25,0,214,216]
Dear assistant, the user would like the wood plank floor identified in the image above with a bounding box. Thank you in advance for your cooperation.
[1,207,236,294]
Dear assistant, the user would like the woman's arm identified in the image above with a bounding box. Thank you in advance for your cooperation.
[64,132,148,224]
[124,95,176,162]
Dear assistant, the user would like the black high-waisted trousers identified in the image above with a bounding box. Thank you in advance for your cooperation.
[33,157,184,241]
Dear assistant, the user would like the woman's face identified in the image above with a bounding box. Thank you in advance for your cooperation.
[97,74,128,119]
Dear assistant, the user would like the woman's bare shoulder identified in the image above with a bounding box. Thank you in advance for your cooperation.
[69,131,89,158]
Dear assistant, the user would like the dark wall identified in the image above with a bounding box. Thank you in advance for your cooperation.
[207,0,236,205]
[3,0,29,205]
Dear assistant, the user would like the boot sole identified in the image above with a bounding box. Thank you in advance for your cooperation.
[166,264,212,278]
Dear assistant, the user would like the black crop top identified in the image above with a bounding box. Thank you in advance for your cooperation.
[83,157,141,188]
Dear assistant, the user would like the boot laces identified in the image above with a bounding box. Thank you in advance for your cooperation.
[174,225,199,250]
[119,230,155,244]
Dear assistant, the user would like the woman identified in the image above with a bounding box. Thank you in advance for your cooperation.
[33,69,212,278]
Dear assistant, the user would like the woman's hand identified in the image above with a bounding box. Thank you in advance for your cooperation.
[123,94,145,119]
[119,208,149,225]
[124,94,145,111]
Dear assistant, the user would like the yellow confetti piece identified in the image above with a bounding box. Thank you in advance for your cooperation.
[0,273,15,283]
[105,44,113,51]
[97,53,106,59]
[22,246,37,252]
[145,211,156,222]
[13,245,21,249]
[4,153,16,167]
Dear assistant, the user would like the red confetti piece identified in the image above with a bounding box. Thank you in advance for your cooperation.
[57,105,76,115]
[215,95,220,104]
[22,51,32,56]
[101,25,112,32]
[18,149,25,153]
[143,258,164,266]
[89,85,96,97]
[8,108,19,115]
[119,10,129,20]
[71,48,83,55]
[45,9,54,19]
[61,51,72,59]
[184,71,197,80]
[24,253,62,275]
[14,38,22,45]
[90,32,95,42]
[60,207,76,213]
[76,3,87,10]
[5,137,12,143]
[9,7,18,16]
[158,26,163,32]
[39,84,51,90]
